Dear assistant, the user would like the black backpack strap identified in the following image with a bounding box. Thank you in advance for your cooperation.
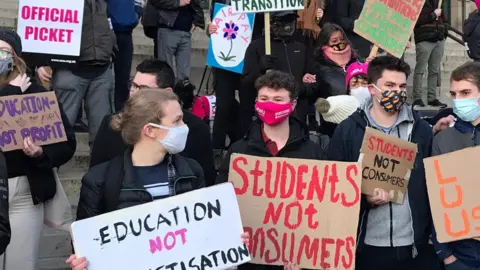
[102,157,124,213]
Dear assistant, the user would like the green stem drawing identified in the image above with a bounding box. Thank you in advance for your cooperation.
[219,39,237,62]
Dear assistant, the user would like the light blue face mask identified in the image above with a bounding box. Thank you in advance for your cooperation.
[453,96,480,122]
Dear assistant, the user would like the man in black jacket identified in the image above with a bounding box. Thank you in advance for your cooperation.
[241,11,312,132]
[328,56,441,270]
[90,59,217,186]
[145,0,205,79]
[412,0,447,108]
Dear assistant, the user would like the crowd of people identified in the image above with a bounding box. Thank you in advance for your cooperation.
[0,0,478,269]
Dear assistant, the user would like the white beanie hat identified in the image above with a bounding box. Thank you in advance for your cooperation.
[315,95,360,124]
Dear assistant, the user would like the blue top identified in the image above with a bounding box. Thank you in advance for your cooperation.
[134,161,169,200]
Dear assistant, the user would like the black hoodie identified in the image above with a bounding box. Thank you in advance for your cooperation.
[464,11,480,61]
[216,117,327,185]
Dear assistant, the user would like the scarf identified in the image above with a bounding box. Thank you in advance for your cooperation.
[322,45,352,68]
[297,0,323,38]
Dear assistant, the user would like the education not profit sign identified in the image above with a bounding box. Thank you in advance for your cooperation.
[354,0,425,58]
[425,147,480,243]
[71,183,251,270]
[359,127,418,204]
[16,0,85,56]
[0,92,67,152]
[228,154,361,270]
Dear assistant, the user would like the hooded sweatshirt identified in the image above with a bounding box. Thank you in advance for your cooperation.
[362,98,415,247]
[431,119,480,267]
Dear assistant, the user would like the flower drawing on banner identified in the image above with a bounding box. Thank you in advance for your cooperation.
[219,20,239,62]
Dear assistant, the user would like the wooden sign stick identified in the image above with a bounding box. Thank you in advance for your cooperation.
[369,45,379,60]
[264,12,271,55]
[438,0,443,8]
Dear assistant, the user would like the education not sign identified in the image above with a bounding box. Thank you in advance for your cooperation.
[354,0,425,58]
[228,154,361,270]
[425,147,480,243]
[17,0,85,56]
[359,128,418,204]
[71,183,251,270]
[0,92,67,152]
[231,0,303,13]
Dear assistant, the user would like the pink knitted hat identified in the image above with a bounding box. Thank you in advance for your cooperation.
[346,62,368,88]
[476,0,480,9]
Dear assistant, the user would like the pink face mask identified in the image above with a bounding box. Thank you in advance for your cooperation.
[255,101,293,125]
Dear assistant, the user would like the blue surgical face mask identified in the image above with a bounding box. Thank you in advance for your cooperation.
[149,123,189,154]
[453,97,480,122]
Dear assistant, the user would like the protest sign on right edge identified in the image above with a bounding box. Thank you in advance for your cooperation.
[424,147,480,243]
[359,127,418,204]
[354,0,425,58]
[228,154,361,270]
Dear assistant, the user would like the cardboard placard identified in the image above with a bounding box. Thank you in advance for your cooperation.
[354,0,425,58]
[359,127,418,204]
[231,0,303,13]
[424,147,480,243]
[71,183,251,270]
[17,0,85,56]
[206,3,255,74]
[228,154,361,270]
[0,92,67,152]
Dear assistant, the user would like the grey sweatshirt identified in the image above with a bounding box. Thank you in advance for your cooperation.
[363,100,415,247]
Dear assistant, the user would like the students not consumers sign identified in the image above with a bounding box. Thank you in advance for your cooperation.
[70,184,250,270]
[354,0,425,58]
[16,0,85,56]
[228,154,361,270]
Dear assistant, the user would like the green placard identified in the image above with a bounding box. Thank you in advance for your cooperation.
[354,0,426,58]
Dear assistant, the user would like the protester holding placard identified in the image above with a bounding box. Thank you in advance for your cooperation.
[0,29,76,270]
[241,11,312,129]
[430,62,480,270]
[327,56,441,270]
[90,59,216,186]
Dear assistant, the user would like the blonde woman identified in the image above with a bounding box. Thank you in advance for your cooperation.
[0,29,76,269]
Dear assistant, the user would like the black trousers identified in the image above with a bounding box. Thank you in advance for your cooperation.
[113,31,134,111]
[211,68,243,149]
[356,244,441,270]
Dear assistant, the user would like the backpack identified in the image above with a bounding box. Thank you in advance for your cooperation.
[309,132,331,157]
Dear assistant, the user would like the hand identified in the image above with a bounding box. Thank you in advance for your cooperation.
[180,0,191,6]
[37,66,52,82]
[9,73,31,92]
[434,9,442,18]
[303,73,316,83]
[433,115,456,134]
[23,137,43,158]
[241,232,250,245]
[405,40,411,49]
[260,55,279,74]
[208,24,218,35]
[66,255,88,270]
[365,56,375,63]
[443,255,457,265]
[367,188,390,205]
[190,24,196,33]
[284,262,300,270]
[316,8,324,19]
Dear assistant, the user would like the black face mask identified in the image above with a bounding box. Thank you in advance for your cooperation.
[271,19,296,38]
[330,42,348,51]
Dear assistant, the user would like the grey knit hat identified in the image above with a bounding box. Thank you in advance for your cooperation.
[0,29,22,56]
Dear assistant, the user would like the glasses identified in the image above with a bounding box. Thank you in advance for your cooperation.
[0,50,13,60]
[129,80,153,91]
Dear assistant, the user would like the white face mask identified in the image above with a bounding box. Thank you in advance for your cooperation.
[350,87,371,107]
[149,123,189,154]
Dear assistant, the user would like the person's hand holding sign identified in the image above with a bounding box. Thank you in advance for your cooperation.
[66,232,251,269]
[23,137,43,157]
[302,73,316,83]
[9,73,31,93]
[367,188,390,205]
[208,24,218,35]
[180,0,191,6]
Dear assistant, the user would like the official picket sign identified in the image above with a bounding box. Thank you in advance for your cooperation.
[228,154,361,270]
[16,0,84,56]
[70,183,251,270]
[354,0,425,58]
[231,0,303,13]
[0,92,67,152]
[425,147,480,243]
[359,128,418,204]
